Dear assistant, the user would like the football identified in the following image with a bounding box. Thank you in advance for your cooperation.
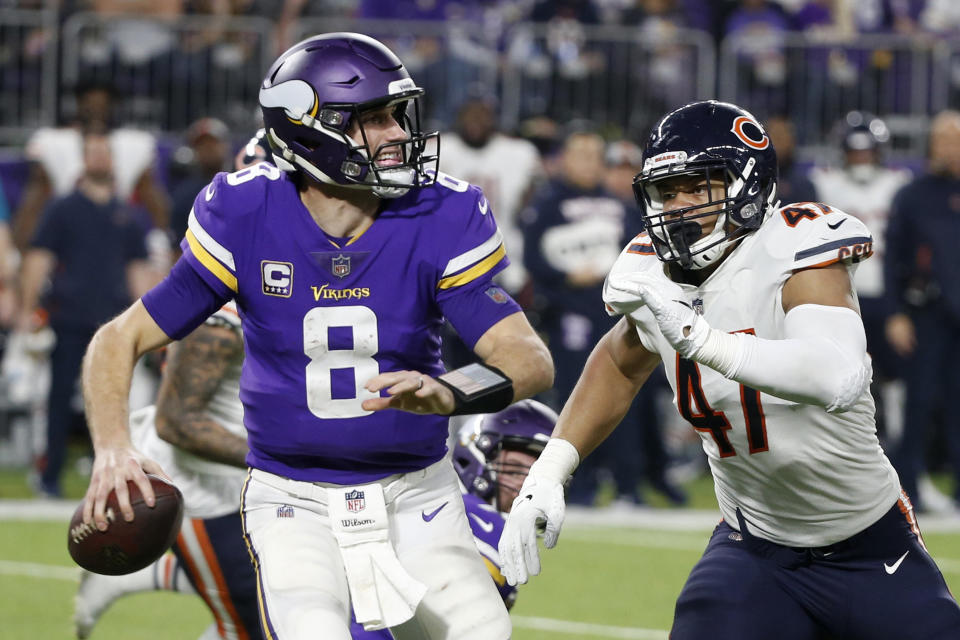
[67,474,184,576]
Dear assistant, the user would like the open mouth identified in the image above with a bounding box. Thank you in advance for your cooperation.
[375,150,403,168]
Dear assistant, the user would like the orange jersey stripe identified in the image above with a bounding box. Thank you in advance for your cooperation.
[192,519,251,640]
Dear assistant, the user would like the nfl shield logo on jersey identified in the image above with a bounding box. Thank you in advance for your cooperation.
[345,489,365,513]
[332,254,351,278]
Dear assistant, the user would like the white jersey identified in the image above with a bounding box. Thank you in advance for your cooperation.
[808,166,911,298]
[25,127,157,200]
[131,303,246,519]
[603,203,900,548]
[437,133,544,293]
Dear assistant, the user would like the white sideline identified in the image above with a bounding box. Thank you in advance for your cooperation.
[512,615,668,639]
[4,499,960,531]
[0,558,669,639]
[0,559,79,581]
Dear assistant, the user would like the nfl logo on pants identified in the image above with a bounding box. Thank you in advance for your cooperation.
[345,490,365,513]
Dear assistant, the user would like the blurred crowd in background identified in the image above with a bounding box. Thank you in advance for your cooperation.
[2,0,960,515]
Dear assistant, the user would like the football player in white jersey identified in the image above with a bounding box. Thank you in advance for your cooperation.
[500,100,960,639]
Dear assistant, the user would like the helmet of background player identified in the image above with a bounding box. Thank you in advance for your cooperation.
[452,400,557,513]
[634,100,779,271]
[258,32,439,198]
[235,128,274,170]
[840,110,889,182]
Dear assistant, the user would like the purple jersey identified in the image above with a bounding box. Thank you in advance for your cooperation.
[462,492,516,607]
[143,164,519,483]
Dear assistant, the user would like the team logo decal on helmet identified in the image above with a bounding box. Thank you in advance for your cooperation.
[258,80,318,125]
[731,116,770,150]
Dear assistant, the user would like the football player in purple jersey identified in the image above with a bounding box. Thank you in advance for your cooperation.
[78,33,552,640]
[500,100,960,639]
[451,399,556,609]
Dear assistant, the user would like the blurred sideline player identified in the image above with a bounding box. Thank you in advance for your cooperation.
[809,112,911,447]
[501,100,960,638]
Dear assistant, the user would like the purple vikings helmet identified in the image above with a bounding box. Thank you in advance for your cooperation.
[634,100,779,270]
[453,400,557,511]
[258,32,438,198]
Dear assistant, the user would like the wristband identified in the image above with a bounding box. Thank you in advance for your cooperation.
[529,438,580,485]
[436,362,514,416]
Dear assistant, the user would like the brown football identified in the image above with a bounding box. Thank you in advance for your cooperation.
[67,474,184,575]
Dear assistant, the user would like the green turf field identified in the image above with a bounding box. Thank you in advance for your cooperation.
[2,514,960,640]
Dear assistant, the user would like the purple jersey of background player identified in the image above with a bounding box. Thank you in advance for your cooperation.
[461,492,515,606]
[349,492,514,640]
[142,164,519,484]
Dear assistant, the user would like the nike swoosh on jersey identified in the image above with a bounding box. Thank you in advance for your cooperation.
[884,550,910,574]
[478,197,488,215]
[421,502,448,522]
[205,183,216,201]
[469,512,495,533]
[826,218,846,230]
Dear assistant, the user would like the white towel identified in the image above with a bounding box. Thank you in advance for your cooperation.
[329,483,427,630]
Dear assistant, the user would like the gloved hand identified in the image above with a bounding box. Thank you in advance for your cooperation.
[606,272,710,359]
[499,472,566,585]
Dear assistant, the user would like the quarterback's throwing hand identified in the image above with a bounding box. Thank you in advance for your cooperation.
[499,473,566,585]
[362,370,455,415]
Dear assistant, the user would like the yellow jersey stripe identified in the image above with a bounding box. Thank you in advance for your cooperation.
[437,245,506,290]
[482,556,506,586]
[186,230,238,292]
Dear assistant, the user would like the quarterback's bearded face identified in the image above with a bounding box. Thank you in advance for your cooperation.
[347,101,419,198]
[348,104,408,168]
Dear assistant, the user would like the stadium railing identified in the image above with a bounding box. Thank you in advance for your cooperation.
[1,10,958,160]
[0,6,59,146]
[719,30,942,161]
[59,11,275,134]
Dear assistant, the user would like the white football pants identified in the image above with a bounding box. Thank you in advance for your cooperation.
[241,458,511,640]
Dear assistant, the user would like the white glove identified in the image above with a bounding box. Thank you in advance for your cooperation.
[498,438,579,586]
[606,272,710,359]
[499,473,565,585]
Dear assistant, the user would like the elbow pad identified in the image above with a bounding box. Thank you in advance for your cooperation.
[694,304,872,412]
[782,305,873,413]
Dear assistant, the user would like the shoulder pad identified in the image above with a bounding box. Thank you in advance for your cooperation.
[602,232,662,315]
[771,203,873,270]
[183,164,287,295]
[427,175,506,292]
